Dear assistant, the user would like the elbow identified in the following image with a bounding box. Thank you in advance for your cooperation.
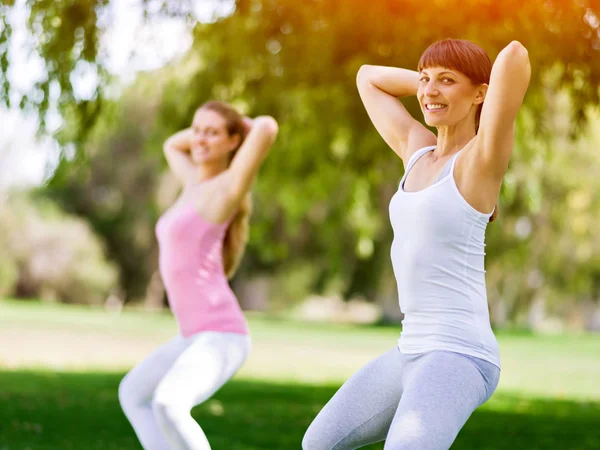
[254,116,279,138]
[163,141,173,156]
[505,41,529,63]
[500,41,531,81]
[356,65,374,88]
[508,40,527,53]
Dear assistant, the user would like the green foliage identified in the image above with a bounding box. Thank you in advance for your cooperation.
[3,0,600,317]
[146,0,600,306]
[0,2,14,104]
[0,193,118,303]
[43,86,166,301]
[484,82,600,322]
[1,0,598,137]
[0,225,19,296]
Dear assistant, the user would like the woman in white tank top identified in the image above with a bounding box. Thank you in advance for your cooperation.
[303,39,531,450]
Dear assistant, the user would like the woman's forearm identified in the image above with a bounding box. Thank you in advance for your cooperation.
[357,65,420,98]
[164,128,193,152]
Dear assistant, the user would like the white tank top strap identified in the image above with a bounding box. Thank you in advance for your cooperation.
[405,145,436,173]
[448,150,494,217]
[435,150,461,183]
[449,149,461,173]
[401,145,436,188]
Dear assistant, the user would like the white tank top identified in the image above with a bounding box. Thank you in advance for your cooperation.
[389,145,500,368]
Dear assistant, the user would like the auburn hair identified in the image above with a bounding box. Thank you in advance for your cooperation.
[418,39,498,222]
[199,100,253,278]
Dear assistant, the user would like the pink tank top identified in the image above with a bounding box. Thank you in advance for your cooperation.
[156,203,249,337]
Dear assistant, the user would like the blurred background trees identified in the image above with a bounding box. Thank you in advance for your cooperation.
[1,0,599,330]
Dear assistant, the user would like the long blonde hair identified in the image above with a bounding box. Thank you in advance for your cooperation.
[199,100,253,278]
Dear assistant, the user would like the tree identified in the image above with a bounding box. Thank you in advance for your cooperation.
[3,0,600,320]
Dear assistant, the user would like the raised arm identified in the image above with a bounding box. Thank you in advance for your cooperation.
[163,128,197,183]
[477,41,531,179]
[224,116,279,202]
[356,65,436,163]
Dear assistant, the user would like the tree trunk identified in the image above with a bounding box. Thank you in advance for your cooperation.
[233,275,271,311]
[143,269,165,311]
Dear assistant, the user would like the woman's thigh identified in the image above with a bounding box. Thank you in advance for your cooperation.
[303,347,406,450]
[385,351,499,450]
[120,335,188,404]
[153,332,251,409]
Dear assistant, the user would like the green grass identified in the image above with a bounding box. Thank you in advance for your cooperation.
[1,371,600,450]
[1,299,600,449]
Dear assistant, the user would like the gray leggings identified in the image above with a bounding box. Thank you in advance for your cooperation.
[302,348,500,450]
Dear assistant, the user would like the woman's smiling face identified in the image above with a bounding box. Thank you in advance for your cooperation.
[418,67,486,128]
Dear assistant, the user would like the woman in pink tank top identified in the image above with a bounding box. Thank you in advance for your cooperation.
[119,100,278,449]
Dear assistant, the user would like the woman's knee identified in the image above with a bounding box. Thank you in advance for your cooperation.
[151,394,190,428]
[384,414,459,450]
[302,419,340,450]
[301,427,326,450]
[118,374,138,414]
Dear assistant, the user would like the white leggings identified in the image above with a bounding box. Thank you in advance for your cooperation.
[119,331,250,450]
[303,348,500,450]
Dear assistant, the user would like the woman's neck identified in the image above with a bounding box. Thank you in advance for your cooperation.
[195,158,228,182]
[434,118,477,159]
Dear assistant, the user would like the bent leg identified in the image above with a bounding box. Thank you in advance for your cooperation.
[384,351,500,450]
[118,335,187,450]
[152,332,251,450]
[303,347,406,450]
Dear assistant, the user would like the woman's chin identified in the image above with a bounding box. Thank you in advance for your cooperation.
[191,153,230,166]
[424,116,457,128]
[424,117,442,127]
[191,152,211,163]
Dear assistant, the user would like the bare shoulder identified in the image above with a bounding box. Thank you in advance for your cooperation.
[401,125,437,166]
[188,174,238,224]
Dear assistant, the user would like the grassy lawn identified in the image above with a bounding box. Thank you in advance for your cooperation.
[1,299,600,449]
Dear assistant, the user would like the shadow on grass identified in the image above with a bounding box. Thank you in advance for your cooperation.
[0,370,599,450]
